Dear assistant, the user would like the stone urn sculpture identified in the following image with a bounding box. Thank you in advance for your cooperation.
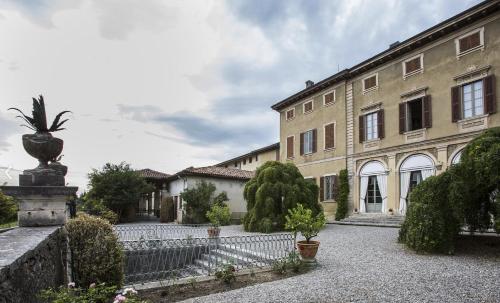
[9,95,71,186]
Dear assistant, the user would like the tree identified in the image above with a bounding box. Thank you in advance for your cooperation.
[334,169,349,221]
[180,181,229,224]
[0,190,17,224]
[87,162,153,221]
[243,161,322,233]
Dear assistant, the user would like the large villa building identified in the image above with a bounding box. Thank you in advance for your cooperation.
[272,0,500,217]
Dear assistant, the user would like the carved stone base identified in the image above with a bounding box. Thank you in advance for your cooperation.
[19,168,66,186]
[0,186,78,227]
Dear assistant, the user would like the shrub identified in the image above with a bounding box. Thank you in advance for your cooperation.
[87,162,154,221]
[334,169,349,221]
[243,161,322,232]
[272,251,304,275]
[398,171,461,254]
[285,204,326,243]
[181,181,229,224]
[214,263,236,285]
[259,217,273,234]
[66,214,124,288]
[0,191,17,224]
[206,204,231,227]
[78,198,118,224]
[39,283,148,303]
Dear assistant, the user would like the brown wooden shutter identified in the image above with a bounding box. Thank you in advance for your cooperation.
[286,136,294,158]
[359,115,365,143]
[332,175,339,200]
[325,123,335,149]
[451,86,461,122]
[300,133,304,155]
[319,176,324,201]
[399,103,406,134]
[377,110,385,139]
[484,75,496,114]
[423,95,432,128]
[312,129,317,153]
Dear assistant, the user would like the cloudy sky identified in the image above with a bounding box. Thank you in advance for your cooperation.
[0,0,482,190]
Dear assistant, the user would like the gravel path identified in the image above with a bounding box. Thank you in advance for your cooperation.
[179,225,500,303]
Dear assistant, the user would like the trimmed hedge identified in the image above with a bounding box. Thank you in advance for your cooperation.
[243,161,322,233]
[0,190,17,224]
[334,169,349,221]
[398,171,461,254]
[66,214,124,288]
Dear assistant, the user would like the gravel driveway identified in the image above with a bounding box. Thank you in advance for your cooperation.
[179,225,500,303]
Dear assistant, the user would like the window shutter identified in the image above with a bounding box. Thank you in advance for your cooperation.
[359,115,365,143]
[399,103,406,134]
[377,110,385,139]
[484,75,496,114]
[312,129,317,153]
[319,176,324,202]
[333,175,339,200]
[287,136,294,158]
[325,123,335,149]
[451,86,461,122]
[423,95,432,128]
[300,133,304,156]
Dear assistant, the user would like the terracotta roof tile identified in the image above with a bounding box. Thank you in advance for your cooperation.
[175,166,254,180]
[137,168,171,180]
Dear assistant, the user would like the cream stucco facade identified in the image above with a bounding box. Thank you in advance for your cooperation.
[272,1,500,217]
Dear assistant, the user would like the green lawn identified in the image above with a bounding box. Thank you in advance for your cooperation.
[0,220,18,229]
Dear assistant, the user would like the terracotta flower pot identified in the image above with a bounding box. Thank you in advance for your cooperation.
[22,133,63,168]
[297,240,320,261]
[207,226,220,238]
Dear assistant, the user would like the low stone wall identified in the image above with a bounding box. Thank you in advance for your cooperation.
[0,227,67,303]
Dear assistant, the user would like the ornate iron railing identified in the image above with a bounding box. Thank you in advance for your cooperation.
[114,224,210,241]
[121,233,294,284]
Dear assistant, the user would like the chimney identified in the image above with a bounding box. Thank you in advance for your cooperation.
[389,41,400,49]
[305,80,314,88]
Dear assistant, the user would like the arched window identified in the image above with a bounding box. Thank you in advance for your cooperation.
[359,161,387,213]
[451,149,463,165]
[399,154,435,215]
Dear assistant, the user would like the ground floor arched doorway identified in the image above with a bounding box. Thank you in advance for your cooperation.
[359,161,388,213]
[398,154,435,215]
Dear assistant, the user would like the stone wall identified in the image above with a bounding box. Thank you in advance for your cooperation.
[0,227,67,303]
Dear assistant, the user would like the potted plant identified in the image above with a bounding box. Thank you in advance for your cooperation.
[388,208,394,215]
[206,204,231,238]
[354,208,359,214]
[285,204,326,263]
[9,96,70,168]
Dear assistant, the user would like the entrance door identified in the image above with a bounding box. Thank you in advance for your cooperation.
[406,171,423,204]
[366,176,382,213]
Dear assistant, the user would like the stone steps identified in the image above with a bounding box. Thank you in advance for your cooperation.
[331,214,405,227]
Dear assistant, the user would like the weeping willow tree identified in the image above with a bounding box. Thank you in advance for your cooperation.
[243,161,322,233]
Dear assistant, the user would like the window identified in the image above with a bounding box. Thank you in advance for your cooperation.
[303,100,313,114]
[359,110,384,143]
[462,80,484,119]
[455,28,483,56]
[303,130,314,154]
[362,74,378,93]
[286,136,294,159]
[451,75,496,122]
[286,108,295,120]
[365,112,378,140]
[408,171,423,195]
[234,162,238,167]
[243,159,246,165]
[323,91,335,106]
[399,96,432,133]
[324,175,335,200]
[324,123,335,150]
[255,155,258,161]
[403,54,423,78]
[366,176,382,205]
[249,157,252,164]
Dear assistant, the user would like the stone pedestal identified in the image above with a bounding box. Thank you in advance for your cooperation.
[0,186,78,227]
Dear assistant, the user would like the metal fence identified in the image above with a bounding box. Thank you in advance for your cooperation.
[114,224,210,241]
[121,233,294,284]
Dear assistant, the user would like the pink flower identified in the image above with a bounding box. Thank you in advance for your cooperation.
[89,283,96,288]
[113,294,127,303]
[67,282,75,288]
